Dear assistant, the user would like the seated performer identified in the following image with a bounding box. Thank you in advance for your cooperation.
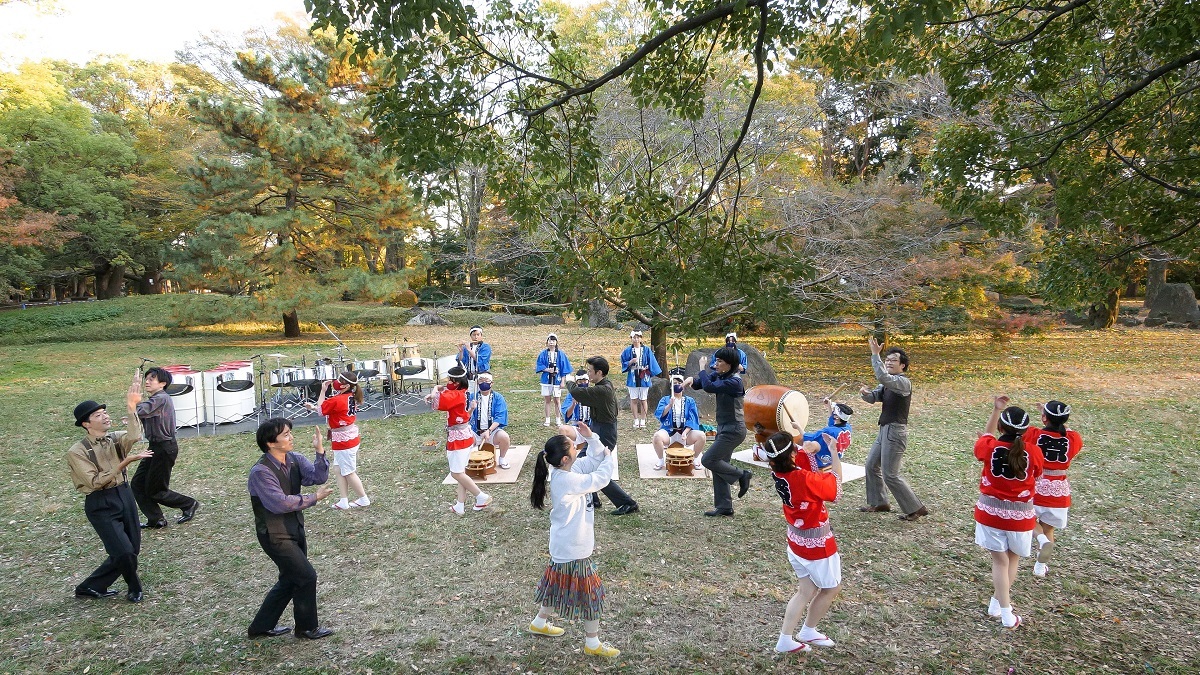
[561,369,592,425]
[469,372,511,470]
[651,374,706,471]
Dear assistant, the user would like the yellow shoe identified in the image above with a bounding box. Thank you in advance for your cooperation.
[527,622,565,637]
[584,642,621,658]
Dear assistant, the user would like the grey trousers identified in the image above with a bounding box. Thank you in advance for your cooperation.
[864,423,924,515]
[701,426,747,512]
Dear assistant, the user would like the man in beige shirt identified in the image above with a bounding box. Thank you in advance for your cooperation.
[67,372,153,602]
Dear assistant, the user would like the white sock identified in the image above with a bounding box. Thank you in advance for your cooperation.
[797,625,822,641]
[355,495,370,505]
[532,615,548,629]
[334,498,349,508]
[988,596,1001,616]
[1000,606,1015,622]
[476,492,491,505]
[776,633,803,652]
[1037,534,1050,547]
[585,636,601,649]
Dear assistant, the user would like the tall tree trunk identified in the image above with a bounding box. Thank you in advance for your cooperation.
[464,168,484,291]
[282,309,301,338]
[1087,288,1120,329]
[136,268,164,295]
[94,263,125,299]
[651,322,668,373]
[1145,257,1168,307]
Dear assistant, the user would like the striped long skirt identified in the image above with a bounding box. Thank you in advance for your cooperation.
[534,557,605,621]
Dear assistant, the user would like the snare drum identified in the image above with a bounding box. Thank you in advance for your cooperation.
[402,344,421,359]
[744,385,809,444]
[666,444,695,476]
[466,450,497,480]
[310,363,337,383]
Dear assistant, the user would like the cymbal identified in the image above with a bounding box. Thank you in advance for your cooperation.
[395,365,426,376]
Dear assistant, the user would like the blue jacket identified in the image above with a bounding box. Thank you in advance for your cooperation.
[468,390,508,432]
[561,391,592,423]
[457,342,492,375]
[535,349,572,385]
[620,344,662,387]
[803,413,852,458]
[654,395,700,432]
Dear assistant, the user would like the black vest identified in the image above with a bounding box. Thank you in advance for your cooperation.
[878,387,911,426]
[251,453,303,540]
[712,373,745,429]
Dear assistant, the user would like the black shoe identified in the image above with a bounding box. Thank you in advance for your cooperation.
[612,504,640,516]
[704,508,735,517]
[299,626,334,640]
[126,591,144,603]
[74,587,119,599]
[248,626,292,639]
[178,501,201,524]
[737,469,752,498]
[140,520,168,529]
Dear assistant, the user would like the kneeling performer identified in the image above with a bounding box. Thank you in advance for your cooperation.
[469,373,512,470]
[651,374,705,471]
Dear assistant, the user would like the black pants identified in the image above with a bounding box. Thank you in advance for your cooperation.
[249,532,319,634]
[702,426,747,512]
[79,485,142,593]
[587,420,637,508]
[131,439,195,522]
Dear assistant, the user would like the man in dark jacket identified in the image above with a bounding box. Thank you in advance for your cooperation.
[688,346,750,516]
[563,356,641,515]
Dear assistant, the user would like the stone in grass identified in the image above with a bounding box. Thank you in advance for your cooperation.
[1144,315,1168,328]
[1062,309,1088,326]
[1146,283,1200,324]
[536,315,565,325]
[683,344,779,420]
[1118,316,1142,327]
[489,314,519,326]
[406,310,449,326]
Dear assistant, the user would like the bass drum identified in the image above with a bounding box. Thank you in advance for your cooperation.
[743,385,809,444]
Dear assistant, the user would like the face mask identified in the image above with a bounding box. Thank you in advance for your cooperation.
[478,382,491,392]
[673,384,684,393]
[576,381,588,388]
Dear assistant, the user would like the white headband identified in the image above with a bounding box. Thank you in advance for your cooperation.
[1043,401,1071,417]
[832,405,853,421]
[764,436,792,459]
[1000,408,1030,431]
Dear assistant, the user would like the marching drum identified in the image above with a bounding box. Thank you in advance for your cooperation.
[665,443,695,476]
[466,450,497,480]
[744,385,809,444]
[163,365,203,427]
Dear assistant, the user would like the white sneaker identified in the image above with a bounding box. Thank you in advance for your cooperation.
[555,418,563,426]
[449,502,465,515]
[473,493,493,510]
[987,597,1001,618]
[1032,562,1048,577]
[353,495,371,507]
[544,417,552,427]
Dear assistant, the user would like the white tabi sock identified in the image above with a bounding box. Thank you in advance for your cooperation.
[585,636,601,649]
[1037,533,1051,548]
[775,634,804,652]
[531,615,548,629]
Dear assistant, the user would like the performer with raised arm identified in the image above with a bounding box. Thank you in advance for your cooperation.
[131,366,199,528]
[563,356,641,515]
[536,334,572,427]
[307,369,370,510]
[469,372,512,469]
[527,422,621,658]
[859,337,928,521]
[67,372,154,603]
[803,399,854,461]
[246,419,335,640]
[689,346,750,517]
[1024,400,1083,577]
[651,373,705,471]
[428,365,492,515]
[620,330,661,429]
[974,398,1043,629]
[764,430,843,653]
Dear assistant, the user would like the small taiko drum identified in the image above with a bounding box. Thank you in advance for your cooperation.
[665,443,695,476]
[744,385,809,445]
[466,450,497,480]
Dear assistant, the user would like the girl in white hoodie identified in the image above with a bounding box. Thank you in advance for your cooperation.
[527,422,620,658]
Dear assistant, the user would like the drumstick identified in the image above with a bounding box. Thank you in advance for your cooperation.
[822,382,848,402]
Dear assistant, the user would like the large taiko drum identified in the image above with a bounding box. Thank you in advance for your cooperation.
[744,385,809,444]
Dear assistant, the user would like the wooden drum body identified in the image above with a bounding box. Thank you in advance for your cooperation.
[665,443,695,476]
[744,385,809,444]
[466,450,497,480]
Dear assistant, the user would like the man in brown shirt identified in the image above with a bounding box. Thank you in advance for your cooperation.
[67,372,153,602]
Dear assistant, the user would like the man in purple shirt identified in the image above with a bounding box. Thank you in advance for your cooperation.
[246,418,334,640]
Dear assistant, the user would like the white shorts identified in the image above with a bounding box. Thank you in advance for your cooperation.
[1034,506,1069,530]
[331,447,358,476]
[446,448,473,474]
[540,383,561,398]
[627,386,649,401]
[787,549,841,589]
[974,523,1033,557]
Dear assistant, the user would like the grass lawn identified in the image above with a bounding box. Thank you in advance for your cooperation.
[1,300,1198,674]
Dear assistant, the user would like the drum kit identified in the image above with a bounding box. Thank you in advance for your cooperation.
[145,321,463,431]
